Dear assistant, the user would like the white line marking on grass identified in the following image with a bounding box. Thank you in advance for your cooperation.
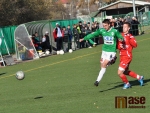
[137,37,150,42]
[0,51,100,80]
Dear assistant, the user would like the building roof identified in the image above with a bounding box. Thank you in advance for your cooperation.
[98,0,150,11]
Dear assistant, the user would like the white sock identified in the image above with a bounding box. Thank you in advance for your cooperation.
[96,68,106,82]
[137,75,140,79]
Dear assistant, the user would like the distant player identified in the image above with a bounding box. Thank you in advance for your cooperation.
[79,19,124,86]
[117,22,144,89]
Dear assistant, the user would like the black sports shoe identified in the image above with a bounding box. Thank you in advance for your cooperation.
[94,81,99,87]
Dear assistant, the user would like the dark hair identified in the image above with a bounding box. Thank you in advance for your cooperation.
[102,19,110,24]
[32,34,35,37]
[123,22,131,27]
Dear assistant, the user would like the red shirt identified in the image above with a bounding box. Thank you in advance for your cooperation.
[117,33,137,59]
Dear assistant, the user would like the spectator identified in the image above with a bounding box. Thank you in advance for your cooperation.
[114,18,121,32]
[77,22,84,48]
[83,21,88,28]
[53,23,64,53]
[87,22,91,30]
[94,22,99,44]
[84,26,93,48]
[45,31,52,53]
[110,19,115,28]
[31,34,42,51]
[67,25,73,50]
[41,35,47,52]
[126,16,132,24]
[35,32,40,42]
[131,17,140,36]
[119,18,124,32]
[62,26,68,52]
[79,21,83,30]
[72,24,80,49]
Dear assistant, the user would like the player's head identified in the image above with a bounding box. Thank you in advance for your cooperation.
[123,22,131,34]
[102,19,111,31]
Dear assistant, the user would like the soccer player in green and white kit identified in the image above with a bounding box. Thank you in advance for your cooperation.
[79,19,124,86]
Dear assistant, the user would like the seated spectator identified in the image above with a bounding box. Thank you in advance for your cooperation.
[41,35,47,52]
[31,34,42,51]
[35,32,40,42]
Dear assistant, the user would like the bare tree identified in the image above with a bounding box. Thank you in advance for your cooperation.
[0,0,66,26]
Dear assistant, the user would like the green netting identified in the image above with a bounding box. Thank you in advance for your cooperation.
[0,26,17,55]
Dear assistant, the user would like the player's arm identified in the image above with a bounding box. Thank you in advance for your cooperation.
[117,40,123,50]
[129,35,137,48]
[115,30,124,42]
[83,29,101,40]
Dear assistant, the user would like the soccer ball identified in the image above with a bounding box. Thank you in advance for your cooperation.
[16,71,25,80]
[57,51,60,55]
[69,49,73,53]
[60,50,64,55]
[45,51,50,55]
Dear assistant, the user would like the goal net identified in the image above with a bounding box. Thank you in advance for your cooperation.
[14,24,39,61]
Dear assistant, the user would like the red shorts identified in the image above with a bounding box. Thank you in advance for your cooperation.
[119,57,132,71]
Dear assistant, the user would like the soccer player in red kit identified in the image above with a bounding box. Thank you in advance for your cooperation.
[117,22,144,89]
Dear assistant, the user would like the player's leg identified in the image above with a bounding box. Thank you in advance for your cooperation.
[94,51,116,86]
[124,68,144,86]
[118,60,131,89]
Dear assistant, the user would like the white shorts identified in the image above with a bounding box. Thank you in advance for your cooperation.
[100,51,116,63]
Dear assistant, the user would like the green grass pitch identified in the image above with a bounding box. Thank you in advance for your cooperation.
[0,34,150,113]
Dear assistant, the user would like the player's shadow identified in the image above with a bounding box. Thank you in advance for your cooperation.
[99,78,150,92]
[34,96,43,99]
[0,73,6,76]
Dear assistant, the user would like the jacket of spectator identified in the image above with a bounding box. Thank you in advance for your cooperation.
[67,26,72,41]
[62,27,68,42]
[53,23,64,51]
[73,25,79,39]
[53,26,64,41]
[131,17,140,36]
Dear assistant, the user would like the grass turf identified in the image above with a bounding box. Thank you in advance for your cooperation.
[0,34,150,113]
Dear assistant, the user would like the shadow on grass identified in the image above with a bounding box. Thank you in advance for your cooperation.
[99,78,150,92]
[0,73,6,76]
[34,96,43,99]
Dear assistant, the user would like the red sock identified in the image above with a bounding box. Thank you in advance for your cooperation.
[119,74,129,84]
[128,71,140,80]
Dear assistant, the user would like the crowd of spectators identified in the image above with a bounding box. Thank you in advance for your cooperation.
[52,21,100,54]
[31,16,140,56]
[109,16,140,36]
